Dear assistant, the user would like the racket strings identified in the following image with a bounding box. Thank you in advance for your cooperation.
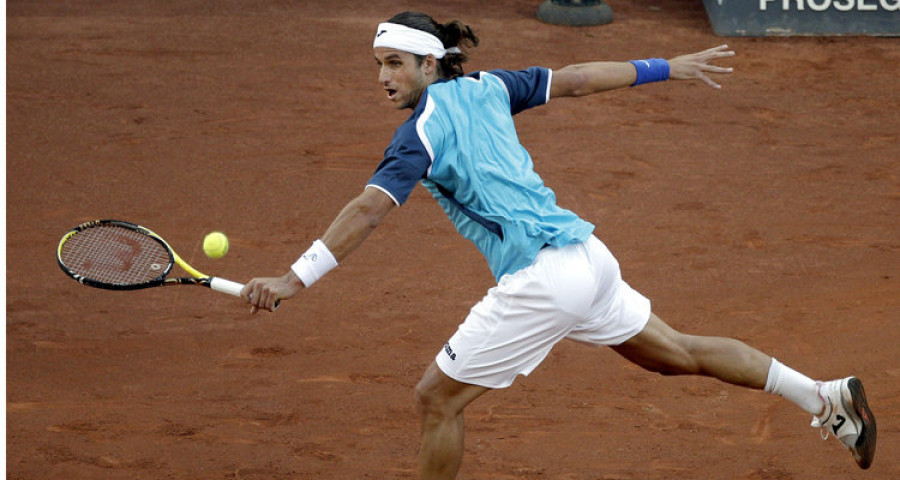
[60,225,171,286]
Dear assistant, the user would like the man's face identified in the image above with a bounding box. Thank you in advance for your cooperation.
[374,47,433,110]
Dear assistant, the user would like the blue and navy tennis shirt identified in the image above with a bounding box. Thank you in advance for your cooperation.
[367,67,595,281]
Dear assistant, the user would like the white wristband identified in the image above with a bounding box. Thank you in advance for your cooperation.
[291,239,338,287]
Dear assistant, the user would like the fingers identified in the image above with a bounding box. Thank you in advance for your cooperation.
[699,49,733,89]
[241,280,280,313]
[707,44,733,53]
[699,44,734,59]
[704,64,735,74]
[673,44,733,63]
[250,291,279,312]
[698,63,732,89]
[668,44,735,88]
[698,73,722,90]
[696,45,735,70]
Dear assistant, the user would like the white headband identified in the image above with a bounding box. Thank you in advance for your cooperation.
[373,22,460,59]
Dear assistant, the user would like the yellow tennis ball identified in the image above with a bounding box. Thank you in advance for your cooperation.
[203,231,229,259]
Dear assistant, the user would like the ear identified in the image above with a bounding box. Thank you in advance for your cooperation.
[423,54,438,76]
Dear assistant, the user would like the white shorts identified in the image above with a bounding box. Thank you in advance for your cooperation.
[436,235,651,389]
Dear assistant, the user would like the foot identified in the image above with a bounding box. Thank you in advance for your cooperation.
[811,377,876,469]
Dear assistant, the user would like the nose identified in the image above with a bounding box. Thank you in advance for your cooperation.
[378,64,389,84]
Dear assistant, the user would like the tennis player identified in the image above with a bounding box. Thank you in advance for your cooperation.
[242,11,876,478]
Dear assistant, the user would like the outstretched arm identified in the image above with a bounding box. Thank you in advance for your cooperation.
[320,186,396,261]
[241,186,396,312]
[550,44,735,98]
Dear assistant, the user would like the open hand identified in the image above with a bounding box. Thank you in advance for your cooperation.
[668,44,735,89]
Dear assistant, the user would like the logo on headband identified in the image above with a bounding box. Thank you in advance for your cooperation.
[376,30,387,37]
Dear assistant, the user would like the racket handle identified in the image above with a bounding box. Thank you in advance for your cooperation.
[209,277,281,310]
[209,277,245,297]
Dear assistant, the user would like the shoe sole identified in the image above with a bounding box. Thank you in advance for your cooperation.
[846,377,876,469]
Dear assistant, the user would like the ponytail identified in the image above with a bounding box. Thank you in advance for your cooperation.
[435,19,479,79]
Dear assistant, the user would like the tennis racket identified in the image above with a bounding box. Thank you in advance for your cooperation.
[57,219,255,303]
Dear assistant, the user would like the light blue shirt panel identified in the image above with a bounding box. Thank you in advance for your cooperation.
[419,69,594,280]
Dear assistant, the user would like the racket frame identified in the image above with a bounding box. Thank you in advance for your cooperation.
[57,219,245,297]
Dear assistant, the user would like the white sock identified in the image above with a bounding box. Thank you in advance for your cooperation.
[764,358,825,415]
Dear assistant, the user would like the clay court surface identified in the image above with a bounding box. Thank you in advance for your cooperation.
[6,1,899,478]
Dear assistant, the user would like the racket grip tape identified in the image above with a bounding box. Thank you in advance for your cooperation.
[209,277,245,297]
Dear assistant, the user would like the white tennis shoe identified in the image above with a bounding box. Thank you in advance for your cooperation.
[811,377,876,469]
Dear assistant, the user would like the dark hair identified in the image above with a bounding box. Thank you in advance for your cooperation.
[386,11,479,79]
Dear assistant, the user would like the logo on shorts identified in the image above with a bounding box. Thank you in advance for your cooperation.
[443,342,457,361]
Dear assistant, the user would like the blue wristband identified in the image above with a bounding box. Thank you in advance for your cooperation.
[629,58,670,86]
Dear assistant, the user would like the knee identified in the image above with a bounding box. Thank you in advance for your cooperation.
[414,377,449,420]
[414,363,487,425]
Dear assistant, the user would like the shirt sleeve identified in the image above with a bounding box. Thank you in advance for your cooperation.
[487,67,551,116]
[366,120,432,206]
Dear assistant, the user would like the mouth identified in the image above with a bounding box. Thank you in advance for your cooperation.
[385,88,398,100]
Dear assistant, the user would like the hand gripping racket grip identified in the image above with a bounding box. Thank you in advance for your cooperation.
[209,277,280,310]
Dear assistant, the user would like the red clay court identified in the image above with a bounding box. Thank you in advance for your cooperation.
[7,1,899,478]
